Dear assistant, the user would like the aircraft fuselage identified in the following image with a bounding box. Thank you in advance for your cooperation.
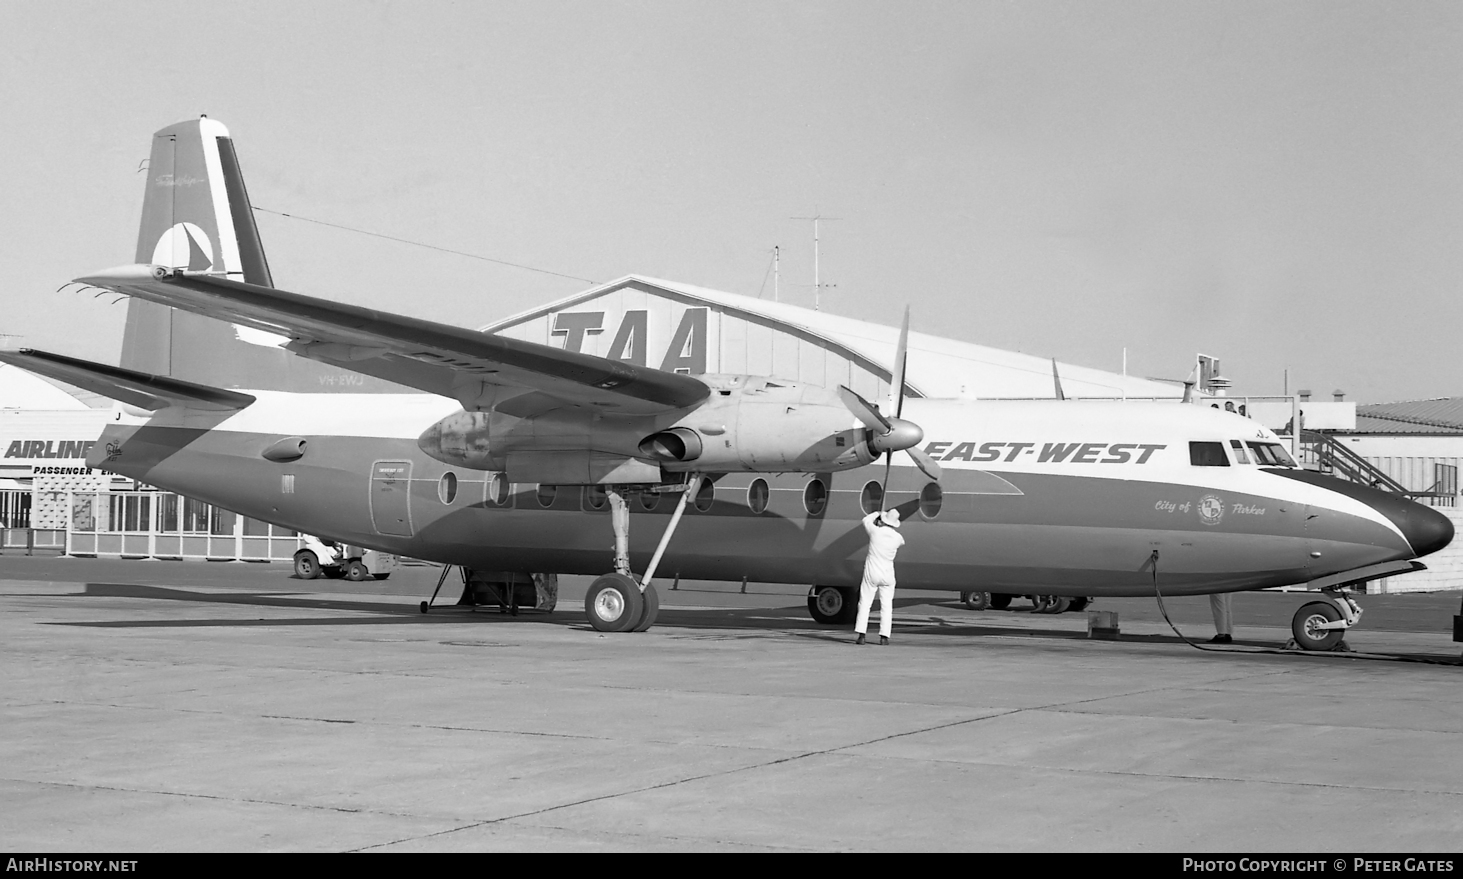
[89,394,1451,597]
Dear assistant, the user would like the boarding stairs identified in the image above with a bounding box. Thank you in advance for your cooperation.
[1295,430,1455,504]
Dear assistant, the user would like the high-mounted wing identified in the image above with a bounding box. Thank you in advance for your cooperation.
[0,348,255,411]
[76,265,710,415]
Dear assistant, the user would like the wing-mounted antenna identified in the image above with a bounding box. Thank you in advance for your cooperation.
[1052,358,1066,401]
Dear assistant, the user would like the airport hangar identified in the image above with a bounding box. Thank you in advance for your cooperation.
[2,274,1460,595]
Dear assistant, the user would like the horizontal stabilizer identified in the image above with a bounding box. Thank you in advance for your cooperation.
[0,349,256,412]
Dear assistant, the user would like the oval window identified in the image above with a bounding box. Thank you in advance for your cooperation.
[694,480,715,512]
[919,482,943,519]
[803,479,827,516]
[584,484,607,511]
[639,491,661,512]
[485,473,511,507]
[438,471,458,505]
[536,484,557,508]
[860,481,883,515]
[747,478,769,514]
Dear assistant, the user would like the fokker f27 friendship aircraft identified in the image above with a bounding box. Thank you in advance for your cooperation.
[3,118,1452,648]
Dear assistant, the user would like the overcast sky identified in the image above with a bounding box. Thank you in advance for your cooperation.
[2,1,1459,403]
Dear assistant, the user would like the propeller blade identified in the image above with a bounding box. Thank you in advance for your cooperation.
[837,385,891,433]
[906,446,943,482]
[891,306,910,419]
[880,451,893,511]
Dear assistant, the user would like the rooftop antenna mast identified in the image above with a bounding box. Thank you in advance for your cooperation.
[773,245,780,303]
[792,212,839,311]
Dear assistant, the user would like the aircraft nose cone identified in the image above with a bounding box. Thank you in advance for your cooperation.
[1362,491,1455,557]
[1398,501,1454,557]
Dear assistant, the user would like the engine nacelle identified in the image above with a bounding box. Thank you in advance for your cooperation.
[418,409,494,469]
[638,377,879,473]
[419,376,885,480]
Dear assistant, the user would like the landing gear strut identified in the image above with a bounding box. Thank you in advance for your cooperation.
[584,475,703,633]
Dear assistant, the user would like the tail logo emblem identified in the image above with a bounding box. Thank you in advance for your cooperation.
[152,222,214,271]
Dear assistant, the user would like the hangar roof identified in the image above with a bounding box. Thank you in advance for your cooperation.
[1352,398,1463,435]
[483,275,1186,401]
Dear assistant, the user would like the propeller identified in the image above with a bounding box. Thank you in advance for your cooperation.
[837,307,941,507]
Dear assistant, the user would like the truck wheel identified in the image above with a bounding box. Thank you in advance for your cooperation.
[345,560,371,582]
[293,551,320,580]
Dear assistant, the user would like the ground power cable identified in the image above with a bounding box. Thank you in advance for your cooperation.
[1147,550,1460,667]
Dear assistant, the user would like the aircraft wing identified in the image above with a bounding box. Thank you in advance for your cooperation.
[76,265,711,415]
[0,349,255,411]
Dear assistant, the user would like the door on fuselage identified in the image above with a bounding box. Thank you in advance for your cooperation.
[370,460,414,537]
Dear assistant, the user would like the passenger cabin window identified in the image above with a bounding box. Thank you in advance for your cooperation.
[746,479,769,514]
[1189,441,1230,467]
[803,479,827,516]
[1229,440,1250,464]
[1246,442,1297,467]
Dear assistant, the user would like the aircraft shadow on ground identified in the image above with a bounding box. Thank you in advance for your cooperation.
[47,582,1242,649]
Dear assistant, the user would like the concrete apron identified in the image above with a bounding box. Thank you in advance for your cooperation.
[1,572,1461,851]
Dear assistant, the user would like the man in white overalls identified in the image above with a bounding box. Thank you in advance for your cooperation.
[855,508,906,645]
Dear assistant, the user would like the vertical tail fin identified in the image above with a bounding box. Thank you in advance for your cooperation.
[120,117,405,393]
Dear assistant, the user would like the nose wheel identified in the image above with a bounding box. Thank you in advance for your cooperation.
[1287,590,1362,651]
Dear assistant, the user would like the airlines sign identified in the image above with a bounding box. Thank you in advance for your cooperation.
[550,308,708,374]
[5,440,97,460]
[923,441,1167,464]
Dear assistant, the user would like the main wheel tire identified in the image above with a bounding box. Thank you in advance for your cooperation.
[345,560,370,582]
[293,551,321,580]
[1069,597,1090,612]
[585,573,645,632]
[373,573,392,581]
[964,591,991,611]
[809,586,848,625]
[1030,595,1054,613]
[1292,601,1344,651]
[1049,597,1071,614]
[989,593,1013,610]
[631,584,661,632]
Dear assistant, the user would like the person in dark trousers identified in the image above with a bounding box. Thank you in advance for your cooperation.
[855,508,905,645]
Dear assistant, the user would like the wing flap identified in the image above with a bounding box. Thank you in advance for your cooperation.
[0,349,255,411]
[77,265,710,414]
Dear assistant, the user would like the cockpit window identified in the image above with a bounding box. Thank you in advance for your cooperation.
[1189,441,1230,467]
[1229,440,1250,464]
[1247,442,1296,467]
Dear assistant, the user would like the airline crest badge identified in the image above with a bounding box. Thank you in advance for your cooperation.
[1198,494,1225,526]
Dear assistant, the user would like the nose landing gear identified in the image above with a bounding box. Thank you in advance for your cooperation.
[1288,588,1363,651]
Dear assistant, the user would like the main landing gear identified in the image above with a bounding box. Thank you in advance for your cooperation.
[808,586,859,625]
[584,475,703,633]
[1288,588,1363,651]
[958,592,1090,614]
